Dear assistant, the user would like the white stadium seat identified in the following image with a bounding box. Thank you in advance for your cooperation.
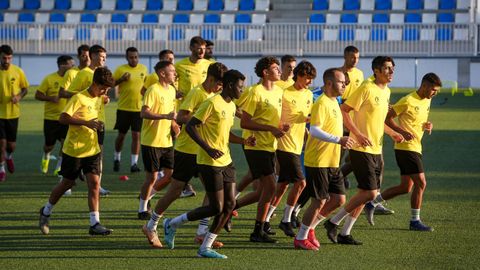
[224,0,238,11]
[163,0,177,11]
[185,28,200,39]
[132,0,146,10]
[59,27,75,40]
[422,13,436,24]
[355,29,370,40]
[122,28,138,40]
[28,27,42,40]
[39,0,55,10]
[35,13,50,23]
[91,28,105,40]
[255,0,270,11]
[101,0,116,11]
[128,14,142,24]
[360,0,374,10]
[4,13,19,23]
[190,14,204,24]
[248,29,263,40]
[251,14,267,24]
[424,0,438,10]
[66,13,80,23]
[387,29,402,40]
[457,0,469,9]
[455,13,470,23]
[324,29,338,41]
[326,14,340,24]
[454,28,469,40]
[358,14,372,23]
[71,0,86,10]
[221,14,235,24]
[420,29,436,40]
[193,0,208,10]
[96,13,112,24]
[329,0,343,11]
[217,29,232,40]
[390,14,404,24]
[159,14,173,24]
[154,28,167,40]
[392,0,406,10]
[9,0,23,10]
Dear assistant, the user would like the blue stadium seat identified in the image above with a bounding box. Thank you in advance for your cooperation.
[24,0,41,9]
[310,14,326,23]
[0,0,9,9]
[146,0,162,10]
[45,27,59,40]
[107,28,122,40]
[306,28,322,40]
[138,28,153,40]
[372,14,389,23]
[0,27,28,39]
[406,0,423,9]
[341,14,357,23]
[208,0,223,10]
[178,0,193,10]
[0,13,3,22]
[143,14,158,23]
[233,28,247,40]
[50,13,66,23]
[312,0,328,10]
[112,13,127,23]
[375,0,391,10]
[54,0,71,10]
[80,13,96,23]
[201,29,215,40]
[405,13,421,23]
[437,13,454,22]
[235,14,251,23]
[437,27,452,40]
[19,13,35,22]
[85,0,101,10]
[170,28,184,40]
[204,14,220,23]
[344,0,360,10]
[76,27,91,40]
[371,28,386,41]
[239,0,254,10]
[439,0,455,9]
[403,28,419,41]
[339,28,354,41]
[117,0,132,10]
[173,14,189,23]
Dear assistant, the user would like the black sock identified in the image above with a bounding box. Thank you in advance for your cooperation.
[254,220,264,234]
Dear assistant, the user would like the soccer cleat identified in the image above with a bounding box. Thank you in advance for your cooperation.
[324,219,339,243]
[41,158,49,174]
[344,177,351,189]
[179,184,196,198]
[53,168,61,176]
[6,158,14,173]
[138,211,151,220]
[263,222,276,235]
[194,235,224,248]
[64,189,72,196]
[89,223,113,236]
[374,203,395,215]
[142,224,162,248]
[224,216,232,232]
[231,210,239,217]
[39,207,50,235]
[113,160,120,172]
[0,171,6,182]
[337,234,363,245]
[294,238,319,251]
[130,164,141,173]
[364,202,375,226]
[410,220,434,232]
[163,218,176,249]
[99,187,110,196]
[279,221,296,237]
[249,231,278,243]
[197,248,228,259]
[308,229,320,248]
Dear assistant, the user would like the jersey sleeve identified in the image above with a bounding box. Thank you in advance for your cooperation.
[113,66,123,81]
[142,86,157,109]
[62,94,81,116]
[345,83,368,112]
[18,68,29,88]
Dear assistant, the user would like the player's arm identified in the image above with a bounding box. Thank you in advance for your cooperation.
[35,90,59,103]
[240,111,285,138]
[185,116,223,159]
[385,107,414,141]
[58,87,74,98]
[171,120,180,139]
[340,103,372,147]
[229,132,256,146]
[11,88,28,104]
[176,109,193,125]
[140,105,176,120]
[310,124,355,149]
[384,123,405,143]
[115,72,130,86]
[59,113,102,130]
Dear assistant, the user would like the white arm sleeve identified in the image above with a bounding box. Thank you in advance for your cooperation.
[309,125,341,144]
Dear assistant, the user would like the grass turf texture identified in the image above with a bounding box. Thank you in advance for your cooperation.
[0,88,479,269]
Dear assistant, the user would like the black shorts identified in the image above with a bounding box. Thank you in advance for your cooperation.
[141,145,174,172]
[0,118,18,142]
[350,150,383,190]
[395,149,424,175]
[60,152,101,180]
[276,150,305,183]
[327,168,345,195]
[244,149,276,180]
[114,110,142,133]
[198,163,236,192]
[305,167,340,200]
[171,150,199,182]
[97,129,105,145]
[43,120,68,146]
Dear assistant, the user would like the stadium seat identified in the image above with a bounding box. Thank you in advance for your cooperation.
[312,0,328,10]
[355,29,370,40]
[80,13,96,23]
[217,28,231,40]
[137,28,153,40]
[424,0,438,9]
[326,14,340,23]
[360,0,374,10]
[142,14,158,23]
[371,27,386,40]
[392,0,406,10]
[420,28,435,40]
[117,0,133,10]
[4,13,18,23]
[390,14,404,23]
[204,14,220,23]
[457,0,468,9]
[59,27,75,40]
[178,0,193,10]
[251,14,266,24]
[437,13,454,22]
[66,13,80,23]
[19,13,35,22]
[309,14,326,23]
[358,14,372,23]
[372,13,389,23]
[194,0,207,10]
[339,28,354,41]
[437,27,452,40]
[190,14,204,24]
[85,0,101,10]
[24,0,40,10]
[235,14,251,23]
[163,0,177,10]
[329,0,342,10]
[422,13,436,23]
[9,0,23,10]
[132,0,146,10]
[128,13,142,24]
[35,13,49,23]
[455,13,469,23]
[153,28,167,40]
[248,28,263,40]
[91,27,105,39]
[375,0,391,10]
[306,28,322,41]
[122,28,137,40]
[173,14,189,23]
[107,28,122,40]
[224,0,238,10]
[405,13,421,23]
[170,28,184,40]
[255,0,269,11]
[221,14,234,23]
[112,13,127,23]
[70,0,85,10]
[39,0,55,10]
[201,28,215,39]
[453,27,469,40]
[50,13,65,22]
[387,28,402,40]
[97,13,111,23]
[233,28,246,40]
[185,28,200,39]
[76,27,91,40]
[239,0,254,10]
[101,0,116,10]
[403,27,419,40]
[406,0,423,9]
[159,14,173,23]
[3,27,28,39]
[341,14,357,23]
[344,0,360,10]
[54,0,70,10]
[0,14,3,22]
[28,27,42,40]
[146,0,162,10]
[0,0,9,9]
[208,0,223,10]
[44,26,59,40]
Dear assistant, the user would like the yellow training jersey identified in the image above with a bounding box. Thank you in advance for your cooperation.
[143,72,159,91]
[174,57,210,98]
[62,90,102,158]
[304,94,343,168]
[175,85,215,154]
[37,72,68,120]
[0,64,29,119]
[275,78,294,90]
[242,84,283,152]
[342,67,364,101]
[194,94,236,167]
[141,83,176,148]
[113,64,148,112]
[393,91,431,154]
[60,67,80,91]
[345,79,390,155]
[277,85,313,155]
[68,67,106,122]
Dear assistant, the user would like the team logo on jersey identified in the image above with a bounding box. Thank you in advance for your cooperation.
[87,105,93,113]
[332,108,338,118]
[375,96,380,105]
[414,106,420,114]
[141,73,145,78]
[10,78,15,85]
[160,96,165,103]
[54,82,59,89]
[278,98,282,106]
[291,99,297,106]
[264,99,270,106]
[355,79,360,86]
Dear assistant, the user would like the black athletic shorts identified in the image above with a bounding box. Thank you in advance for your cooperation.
[350,150,383,190]
[114,110,142,133]
[44,119,68,146]
[171,150,199,182]
[244,149,276,180]
[0,118,18,142]
[141,145,174,172]
[97,129,105,145]
[198,163,236,192]
[305,167,339,200]
[60,152,101,180]
[276,150,305,183]
[395,149,424,175]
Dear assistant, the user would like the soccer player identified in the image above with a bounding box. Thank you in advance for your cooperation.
[264,61,315,237]
[38,67,115,235]
[0,44,29,182]
[58,44,90,101]
[112,47,148,173]
[364,73,441,232]
[142,49,175,95]
[205,40,215,62]
[294,68,355,250]
[35,55,75,175]
[275,55,296,90]
[324,56,403,245]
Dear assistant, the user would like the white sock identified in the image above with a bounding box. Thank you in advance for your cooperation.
[43,202,54,215]
[340,215,357,236]
[293,204,302,215]
[200,232,217,250]
[55,157,62,170]
[6,152,12,160]
[311,214,326,229]
[114,151,121,161]
[411,208,420,221]
[295,223,309,240]
[139,199,148,212]
[43,152,50,160]
[371,193,384,207]
[235,191,242,199]
[148,188,158,200]
[131,154,139,165]
[330,208,349,225]
[147,211,162,231]
[282,204,294,223]
[0,163,5,172]
[196,218,210,236]
[265,205,276,222]
[169,213,189,229]
[89,211,100,226]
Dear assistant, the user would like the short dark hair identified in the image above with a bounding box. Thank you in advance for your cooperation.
[0,44,13,55]
[154,60,173,72]
[126,47,138,55]
[190,36,206,47]
[207,62,228,82]
[421,72,442,87]
[93,67,115,87]
[77,44,90,56]
[57,55,73,66]
[371,56,395,72]
[281,55,296,65]
[89,44,106,56]
[293,60,316,82]
[159,49,174,60]
[323,68,343,85]
[223,69,245,86]
[254,56,279,78]
[344,45,359,55]
[205,40,214,47]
